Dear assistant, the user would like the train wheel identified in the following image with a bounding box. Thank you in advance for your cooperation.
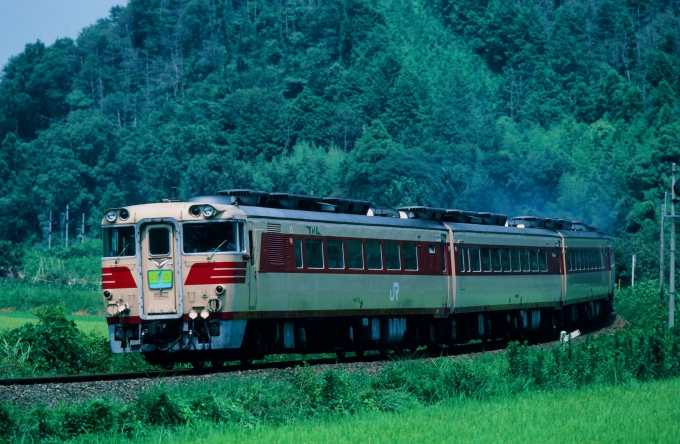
[240,358,253,366]
[211,360,225,368]
[336,351,346,359]
[191,361,205,369]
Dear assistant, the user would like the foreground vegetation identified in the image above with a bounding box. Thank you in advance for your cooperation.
[127,379,680,444]
[0,278,679,442]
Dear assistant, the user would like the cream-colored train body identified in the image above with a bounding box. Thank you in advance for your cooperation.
[101,192,614,367]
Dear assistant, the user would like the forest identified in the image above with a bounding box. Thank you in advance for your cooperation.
[1,0,680,281]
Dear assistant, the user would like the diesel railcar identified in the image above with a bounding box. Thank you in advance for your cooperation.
[101,190,614,368]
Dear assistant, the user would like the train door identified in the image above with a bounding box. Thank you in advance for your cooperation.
[247,223,260,309]
[140,222,181,317]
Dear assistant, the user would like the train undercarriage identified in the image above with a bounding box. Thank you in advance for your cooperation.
[115,296,613,369]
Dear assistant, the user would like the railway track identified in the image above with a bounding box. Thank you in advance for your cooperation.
[0,337,514,387]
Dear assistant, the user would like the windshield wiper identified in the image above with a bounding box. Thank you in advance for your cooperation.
[115,243,129,264]
[207,239,230,261]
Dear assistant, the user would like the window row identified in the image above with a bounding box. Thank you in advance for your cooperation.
[458,246,550,273]
[293,238,419,271]
[567,249,605,271]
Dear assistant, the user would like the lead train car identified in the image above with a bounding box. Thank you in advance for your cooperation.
[101,195,614,367]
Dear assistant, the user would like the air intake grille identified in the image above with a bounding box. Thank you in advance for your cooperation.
[266,224,284,266]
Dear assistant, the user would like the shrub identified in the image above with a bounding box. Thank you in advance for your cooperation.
[136,386,188,426]
[0,403,15,443]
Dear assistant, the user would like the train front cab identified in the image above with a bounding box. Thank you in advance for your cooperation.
[102,203,251,363]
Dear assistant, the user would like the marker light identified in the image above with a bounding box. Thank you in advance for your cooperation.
[105,210,118,222]
[202,205,215,217]
[190,206,201,217]
[189,310,198,320]
[103,290,112,299]
[215,285,225,295]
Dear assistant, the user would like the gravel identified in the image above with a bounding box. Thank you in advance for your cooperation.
[0,313,626,409]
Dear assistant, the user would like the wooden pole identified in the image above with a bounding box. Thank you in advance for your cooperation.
[48,211,52,249]
[661,195,666,302]
[671,163,676,329]
[65,204,69,248]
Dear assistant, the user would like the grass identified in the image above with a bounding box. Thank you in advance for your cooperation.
[0,311,108,337]
[71,377,680,444]
[0,280,100,315]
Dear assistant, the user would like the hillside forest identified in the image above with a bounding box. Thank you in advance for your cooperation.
[1,0,680,281]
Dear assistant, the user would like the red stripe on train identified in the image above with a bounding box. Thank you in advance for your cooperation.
[185,262,247,285]
[102,267,137,289]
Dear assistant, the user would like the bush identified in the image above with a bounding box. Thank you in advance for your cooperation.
[0,403,15,443]
[136,387,188,426]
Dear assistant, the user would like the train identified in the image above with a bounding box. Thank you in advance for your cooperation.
[101,189,614,368]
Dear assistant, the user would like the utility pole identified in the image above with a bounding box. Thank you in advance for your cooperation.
[632,254,636,287]
[65,204,69,249]
[661,194,666,302]
[671,163,676,329]
[48,211,52,249]
[81,213,85,244]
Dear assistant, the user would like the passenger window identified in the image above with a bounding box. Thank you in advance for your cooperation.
[512,249,521,272]
[576,251,582,270]
[294,238,303,268]
[480,248,491,272]
[305,239,324,269]
[441,240,447,273]
[501,248,510,271]
[459,247,467,272]
[567,251,572,271]
[347,240,364,269]
[428,245,435,253]
[492,248,502,272]
[367,241,383,270]
[598,250,604,269]
[403,244,418,270]
[538,250,548,272]
[469,247,481,272]
[530,250,539,271]
[327,240,344,269]
[385,242,401,270]
[149,227,170,255]
[521,249,531,272]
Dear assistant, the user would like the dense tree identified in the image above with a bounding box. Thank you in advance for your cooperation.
[0,0,679,281]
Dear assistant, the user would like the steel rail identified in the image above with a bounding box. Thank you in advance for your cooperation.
[0,338,513,387]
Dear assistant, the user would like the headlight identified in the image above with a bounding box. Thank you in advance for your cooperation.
[105,210,118,222]
[190,206,201,217]
[200,309,210,319]
[189,309,198,320]
[202,205,215,217]
[119,209,130,220]
[103,290,112,299]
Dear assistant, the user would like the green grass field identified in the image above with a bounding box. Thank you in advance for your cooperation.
[0,311,108,337]
[128,378,680,444]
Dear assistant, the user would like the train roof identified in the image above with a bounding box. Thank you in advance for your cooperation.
[102,193,610,242]
[235,205,610,241]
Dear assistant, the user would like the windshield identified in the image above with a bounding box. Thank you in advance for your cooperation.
[183,222,244,254]
[102,226,136,258]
